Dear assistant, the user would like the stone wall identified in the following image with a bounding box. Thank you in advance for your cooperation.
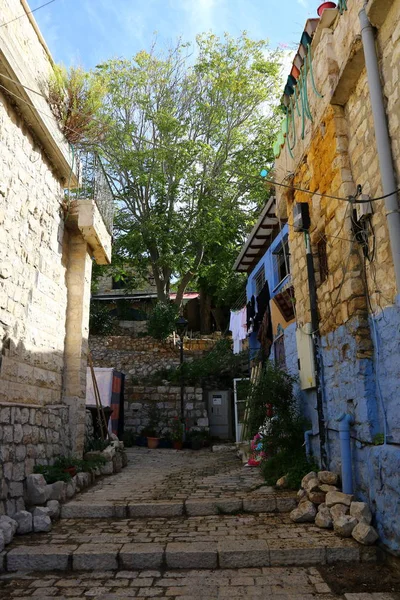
[275,0,400,552]
[90,335,216,381]
[0,403,69,516]
[125,385,208,435]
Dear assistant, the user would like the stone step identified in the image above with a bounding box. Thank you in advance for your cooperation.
[60,495,297,519]
[3,538,379,573]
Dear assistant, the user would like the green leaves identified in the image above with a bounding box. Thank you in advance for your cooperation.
[93,33,282,301]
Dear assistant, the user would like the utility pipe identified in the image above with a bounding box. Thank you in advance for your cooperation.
[337,413,354,494]
[359,8,400,294]
[304,430,313,458]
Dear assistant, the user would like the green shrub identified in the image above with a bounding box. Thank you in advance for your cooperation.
[147,302,178,341]
[84,437,111,453]
[261,450,319,490]
[89,301,116,335]
[121,430,136,447]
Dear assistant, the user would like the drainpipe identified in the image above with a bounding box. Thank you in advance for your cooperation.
[304,430,313,459]
[337,413,354,494]
[305,230,328,469]
[359,8,400,294]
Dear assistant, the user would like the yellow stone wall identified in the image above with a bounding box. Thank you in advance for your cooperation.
[276,0,400,344]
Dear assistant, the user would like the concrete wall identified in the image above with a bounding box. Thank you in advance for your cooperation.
[275,0,400,552]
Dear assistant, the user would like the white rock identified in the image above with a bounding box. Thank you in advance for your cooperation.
[350,501,372,525]
[325,491,353,508]
[308,490,326,504]
[352,522,379,545]
[333,515,357,537]
[46,500,60,520]
[32,506,52,517]
[315,507,333,529]
[14,510,33,534]
[290,501,317,523]
[276,475,288,489]
[297,489,308,503]
[47,481,67,503]
[305,477,320,493]
[301,472,317,490]
[330,504,349,520]
[25,474,49,505]
[66,478,76,499]
[0,516,18,536]
[33,514,52,533]
[320,484,338,493]
[0,521,13,544]
[318,471,339,486]
[100,462,114,476]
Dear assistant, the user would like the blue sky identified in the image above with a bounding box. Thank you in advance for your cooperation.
[33,0,318,70]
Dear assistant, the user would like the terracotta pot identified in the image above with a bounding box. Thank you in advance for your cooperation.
[290,65,300,80]
[64,467,77,477]
[317,2,337,16]
[173,440,183,450]
[147,437,160,449]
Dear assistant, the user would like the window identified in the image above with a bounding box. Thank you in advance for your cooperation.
[273,239,290,285]
[274,334,286,368]
[254,266,265,296]
[317,238,328,284]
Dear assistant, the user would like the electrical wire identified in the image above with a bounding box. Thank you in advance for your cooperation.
[0,0,57,28]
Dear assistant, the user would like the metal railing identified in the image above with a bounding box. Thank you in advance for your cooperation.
[75,152,114,235]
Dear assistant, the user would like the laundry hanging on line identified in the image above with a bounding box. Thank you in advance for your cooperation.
[229,307,247,354]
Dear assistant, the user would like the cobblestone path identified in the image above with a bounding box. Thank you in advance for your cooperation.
[0,447,394,599]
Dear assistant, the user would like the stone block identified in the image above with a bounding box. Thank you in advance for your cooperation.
[33,513,52,532]
[315,507,333,529]
[326,546,360,563]
[61,503,115,519]
[66,478,77,499]
[352,522,379,545]
[0,516,17,536]
[330,504,349,520]
[7,545,76,571]
[318,471,339,486]
[269,546,326,566]
[308,491,327,504]
[333,515,358,537]
[73,544,120,570]
[0,531,4,553]
[25,474,49,505]
[350,502,372,525]
[128,502,184,518]
[166,542,217,569]
[243,497,277,513]
[218,539,269,568]
[0,520,14,544]
[46,500,60,519]
[276,497,297,512]
[305,477,320,493]
[301,471,317,489]
[47,481,66,503]
[119,543,165,569]
[290,501,317,523]
[326,491,353,507]
[13,510,33,534]
[100,461,114,476]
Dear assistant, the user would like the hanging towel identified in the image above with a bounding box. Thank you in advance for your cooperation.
[230,307,247,354]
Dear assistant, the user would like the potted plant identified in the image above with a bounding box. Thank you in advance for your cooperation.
[143,402,163,449]
[158,432,173,449]
[170,417,184,450]
[317,2,336,16]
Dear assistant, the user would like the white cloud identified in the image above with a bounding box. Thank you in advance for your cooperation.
[297,0,309,7]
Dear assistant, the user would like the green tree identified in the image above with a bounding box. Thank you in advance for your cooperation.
[95,33,282,305]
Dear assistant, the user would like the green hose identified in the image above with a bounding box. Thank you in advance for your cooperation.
[338,0,347,15]
[307,44,323,99]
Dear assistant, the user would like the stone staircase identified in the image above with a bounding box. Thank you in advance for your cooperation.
[0,449,381,576]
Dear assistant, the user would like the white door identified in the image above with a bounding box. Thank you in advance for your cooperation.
[233,378,250,443]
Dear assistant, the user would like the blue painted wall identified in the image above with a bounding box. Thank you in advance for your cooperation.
[302,302,400,553]
[246,223,298,376]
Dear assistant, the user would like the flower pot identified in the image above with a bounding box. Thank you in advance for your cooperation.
[158,438,173,449]
[317,2,336,16]
[136,436,147,447]
[191,439,202,451]
[64,466,77,478]
[173,440,183,450]
[147,437,160,449]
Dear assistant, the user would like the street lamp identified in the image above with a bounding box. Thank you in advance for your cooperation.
[175,315,188,442]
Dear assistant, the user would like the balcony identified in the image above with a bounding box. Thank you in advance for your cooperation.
[66,152,114,265]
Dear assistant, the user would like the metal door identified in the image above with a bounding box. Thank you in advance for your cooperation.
[208,391,230,439]
[233,378,250,443]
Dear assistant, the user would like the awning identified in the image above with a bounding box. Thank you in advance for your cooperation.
[233,196,282,274]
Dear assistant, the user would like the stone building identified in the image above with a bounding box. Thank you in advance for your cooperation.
[273,0,400,551]
[0,0,112,516]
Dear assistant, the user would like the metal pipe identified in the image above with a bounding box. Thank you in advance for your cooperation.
[305,231,328,469]
[337,413,355,494]
[359,8,400,294]
[179,334,186,442]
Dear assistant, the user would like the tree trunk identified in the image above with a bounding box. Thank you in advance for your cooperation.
[199,289,212,335]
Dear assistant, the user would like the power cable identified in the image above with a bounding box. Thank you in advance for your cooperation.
[0,0,57,28]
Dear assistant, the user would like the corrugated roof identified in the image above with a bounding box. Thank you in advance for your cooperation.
[233,196,281,274]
